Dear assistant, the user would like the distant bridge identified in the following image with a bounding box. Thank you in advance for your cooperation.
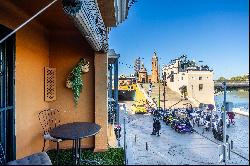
[214,81,249,91]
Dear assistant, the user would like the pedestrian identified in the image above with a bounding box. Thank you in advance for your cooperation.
[123,104,127,114]
[191,117,195,127]
[120,104,124,111]
[187,119,192,128]
[114,125,121,140]
[155,119,161,136]
[148,86,152,97]
[151,118,156,135]
[154,109,159,118]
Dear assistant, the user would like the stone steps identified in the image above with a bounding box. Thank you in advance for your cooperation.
[140,83,196,108]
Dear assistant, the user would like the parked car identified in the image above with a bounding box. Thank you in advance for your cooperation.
[131,104,147,114]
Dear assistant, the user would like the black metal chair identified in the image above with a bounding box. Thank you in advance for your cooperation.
[0,143,52,165]
[38,108,62,165]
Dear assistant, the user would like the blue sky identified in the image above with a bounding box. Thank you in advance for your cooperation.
[109,0,249,79]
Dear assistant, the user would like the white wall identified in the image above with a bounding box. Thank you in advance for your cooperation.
[163,60,215,105]
[187,71,214,105]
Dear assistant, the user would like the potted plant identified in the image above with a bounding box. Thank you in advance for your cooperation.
[66,58,90,106]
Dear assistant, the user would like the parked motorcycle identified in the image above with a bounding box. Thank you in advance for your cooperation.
[177,124,194,133]
[163,113,171,123]
[165,115,175,125]
[175,120,193,133]
[212,126,229,142]
[170,118,180,129]
[204,120,211,131]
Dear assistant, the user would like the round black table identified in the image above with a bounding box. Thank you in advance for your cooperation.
[50,122,101,165]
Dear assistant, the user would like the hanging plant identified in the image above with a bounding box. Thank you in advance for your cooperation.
[62,0,83,15]
[66,58,90,106]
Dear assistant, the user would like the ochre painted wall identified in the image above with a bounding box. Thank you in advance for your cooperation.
[49,31,95,149]
[0,1,101,159]
[0,1,50,159]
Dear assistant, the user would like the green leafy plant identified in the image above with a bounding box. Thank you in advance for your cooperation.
[47,148,124,165]
[66,58,89,106]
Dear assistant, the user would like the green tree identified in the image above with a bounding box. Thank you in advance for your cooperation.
[230,75,248,81]
[231,76,242,81]
[218,77,226,81]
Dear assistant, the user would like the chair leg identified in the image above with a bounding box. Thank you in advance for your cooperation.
[71,140,75,165]
[56,142,59,165]
[42,139,46,152]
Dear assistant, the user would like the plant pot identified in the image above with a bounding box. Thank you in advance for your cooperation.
[66,80,72,88]
[81,65,89,73]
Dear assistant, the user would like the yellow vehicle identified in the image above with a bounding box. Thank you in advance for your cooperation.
[131,103,147,114]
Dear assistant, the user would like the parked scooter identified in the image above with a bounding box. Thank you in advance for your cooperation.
[204,120,211,131]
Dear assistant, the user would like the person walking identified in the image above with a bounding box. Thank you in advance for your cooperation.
[154,109,159,119]
[155,119,161,136]
[151,117,156,135]
[148,85,152,97]
[114,125,121,140]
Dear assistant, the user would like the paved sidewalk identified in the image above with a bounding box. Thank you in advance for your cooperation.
[193,114,249,160]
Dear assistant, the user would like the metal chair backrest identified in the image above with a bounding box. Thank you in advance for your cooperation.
[0,143,6,165]
[38,109,61,134]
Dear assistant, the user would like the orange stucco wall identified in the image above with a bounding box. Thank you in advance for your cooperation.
[49,31,95,149]
[1,1,98,159]
[0,1,50,159]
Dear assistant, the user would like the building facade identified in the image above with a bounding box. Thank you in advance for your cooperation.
[0,0,132,162]
[119,75,136,86]
[138,63,148,83]
[163,55,215,106]
[151,51,159,83]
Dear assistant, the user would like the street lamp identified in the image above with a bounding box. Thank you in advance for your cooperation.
[222,81,227,163]
[157,58,162,108]
[163,72,167,110]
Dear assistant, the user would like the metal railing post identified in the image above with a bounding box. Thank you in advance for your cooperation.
[123,117,126,165]
[222,81,227,163]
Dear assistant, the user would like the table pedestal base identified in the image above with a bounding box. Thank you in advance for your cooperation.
[72,139,101,165]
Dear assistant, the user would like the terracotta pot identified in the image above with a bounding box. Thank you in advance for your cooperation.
[81,65,89,73]
[66,80,72,88]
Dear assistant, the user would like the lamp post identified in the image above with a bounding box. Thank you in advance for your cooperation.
[158,62,161,108]
[163,72,166,110]
[157,59,163,108]
[222,81,227,163]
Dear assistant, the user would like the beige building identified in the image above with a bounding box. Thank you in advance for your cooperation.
[163,55,215,106]
[119,75,136,86]
[148,75,152,83]
[138,63,148,83]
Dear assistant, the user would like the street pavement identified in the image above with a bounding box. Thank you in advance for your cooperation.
[193,114,249,161]
[118,101,249,165]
